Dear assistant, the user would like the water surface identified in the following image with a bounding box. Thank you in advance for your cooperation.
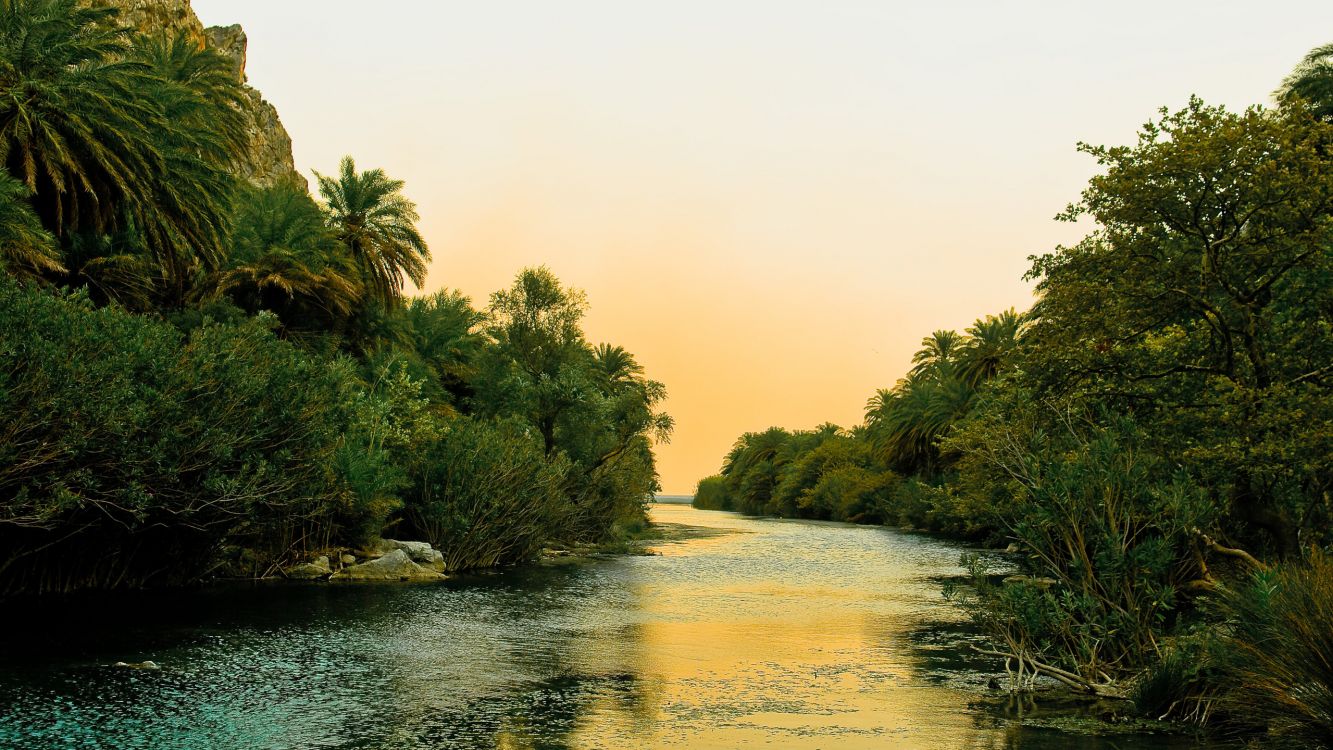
[0,504,1204,749]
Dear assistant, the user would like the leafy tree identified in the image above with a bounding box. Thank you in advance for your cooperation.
[316,156,429,308]
[477,266,592,454]
[1025,99,1333,556]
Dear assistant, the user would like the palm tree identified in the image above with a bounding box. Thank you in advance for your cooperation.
[1277,42,1333,121]
[909,329,963,376]
[404,289,485,404]
[865,373,975,476]
[592,343,644,390]
[0,0,237,302]
[214,185,361,326]
[0,171,61,278]
[131,31,248,164]
[315,156,429,307]
[957,308,1027,388]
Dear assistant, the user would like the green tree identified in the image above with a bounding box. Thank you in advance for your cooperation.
[477,266,591,454]
[1025,99,1333,556]
[316,156,429,308]
[0,0,237,302]
[957,308,1026,388]
[215,184,362,329]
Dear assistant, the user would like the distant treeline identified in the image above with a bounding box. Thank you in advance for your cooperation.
[695,45,1333,746]
[0,1,670,596]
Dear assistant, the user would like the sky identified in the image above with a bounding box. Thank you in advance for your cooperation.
[195,1,1331,494]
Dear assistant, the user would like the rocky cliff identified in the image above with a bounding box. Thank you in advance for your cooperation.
[86,0,306,190]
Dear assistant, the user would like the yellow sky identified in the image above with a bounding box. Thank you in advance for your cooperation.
[196,0,1331,493]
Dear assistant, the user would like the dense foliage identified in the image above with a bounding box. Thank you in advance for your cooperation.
[696,43,1333,743]
[0,0,670,595]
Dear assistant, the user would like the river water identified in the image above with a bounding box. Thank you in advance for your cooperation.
[0,504,1204,749]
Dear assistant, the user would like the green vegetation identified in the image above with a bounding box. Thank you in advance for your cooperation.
[695,44,1333,745]
[0,0,669,596]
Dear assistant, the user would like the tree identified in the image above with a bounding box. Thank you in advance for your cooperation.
[1025,98,1333,556]
[315,156,429,308]
[0,1,237,302]
[1277,42,1333,121]
[957,308,1026,388]
[909,329,963,376]
[215,184,361,329]
[0,171,60,278]
[477,266,590,454]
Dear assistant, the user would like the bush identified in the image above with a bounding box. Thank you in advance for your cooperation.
[1220,551,1333,747]
[0,280,391,594]
[956,415,1216,683]
[692,475,730,510]
[401,417,569,571]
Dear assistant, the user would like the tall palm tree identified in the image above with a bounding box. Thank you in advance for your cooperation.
[0,1,237,293]
[131,31,248,164]
[592,343,644,390]
[1277,42,1333,121]
[315,156,429,307]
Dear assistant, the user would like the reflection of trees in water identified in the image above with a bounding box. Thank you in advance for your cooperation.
[362,565,661,749]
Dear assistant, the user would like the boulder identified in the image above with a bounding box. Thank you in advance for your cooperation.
[331,549,444,582]
[1004,543,1021,554]
[339,553,357,566]
[363,539,446,572]
[113,660,160,670]
[284,555,331,580]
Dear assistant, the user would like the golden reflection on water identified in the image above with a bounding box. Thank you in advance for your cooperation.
[555,504,992,749]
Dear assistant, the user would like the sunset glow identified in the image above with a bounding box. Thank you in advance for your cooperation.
[194,0,1332,492]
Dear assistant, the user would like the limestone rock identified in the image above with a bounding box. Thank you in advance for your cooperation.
[331,549,444,582]
[87,0,204,45]
[204,23,246,81]
[362,539,446,572]
[285,555,332,580]
[384,540,445,570]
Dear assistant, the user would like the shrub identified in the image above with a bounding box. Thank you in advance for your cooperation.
[0,280,388,594]
[1220,550,1333,747]
[401,417,569,571]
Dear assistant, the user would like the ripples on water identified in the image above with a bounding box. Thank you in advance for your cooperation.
[0,505,1206,749]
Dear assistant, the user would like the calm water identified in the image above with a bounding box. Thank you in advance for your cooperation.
[0,504,1204,749]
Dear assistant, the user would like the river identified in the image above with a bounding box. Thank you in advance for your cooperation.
[0,504,1205,749]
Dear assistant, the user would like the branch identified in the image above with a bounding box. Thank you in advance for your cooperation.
[969,645,1126,699]
[1193,528,1267,572]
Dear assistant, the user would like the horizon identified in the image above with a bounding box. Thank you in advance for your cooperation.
[194,0,1332,493]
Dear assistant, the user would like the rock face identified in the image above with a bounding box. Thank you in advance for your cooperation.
[331,549,444,582]
[85,0,306,189]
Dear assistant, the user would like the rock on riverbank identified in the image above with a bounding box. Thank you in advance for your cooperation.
[282,539,447,582]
